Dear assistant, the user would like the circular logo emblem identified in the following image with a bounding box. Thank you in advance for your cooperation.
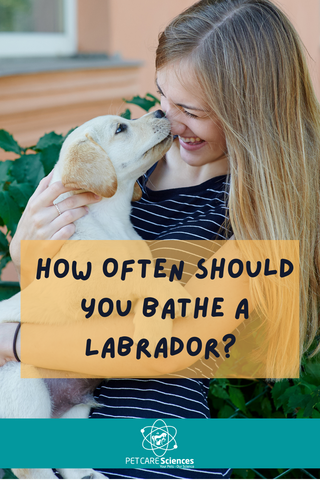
[141,419,178,457]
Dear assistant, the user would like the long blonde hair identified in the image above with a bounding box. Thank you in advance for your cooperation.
[156,0,320,377]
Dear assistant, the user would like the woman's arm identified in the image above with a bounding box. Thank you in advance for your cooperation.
[0,171,102,364]
[0,323,20,366]
[15,239,249,378]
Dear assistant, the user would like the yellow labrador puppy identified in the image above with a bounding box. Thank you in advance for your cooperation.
[0,111,192,479]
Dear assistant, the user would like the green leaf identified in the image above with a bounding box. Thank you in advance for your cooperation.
[35,131,64,150]
[298,379,318,392]
[287,393,311,410]
[145,93,161,104]
[7,182,34,209]
[253,382,266,397]
[214,378,229,388]
[0,190,22,234]
[302,360,320,385]
[271,380,291,409]
[124,93,160,112]
[312,409,320,418]
[11,154,45,188]
[276,385,302,414]
[296,408,305,418]
[0,160,14,184]
[217,405,235,418]
[232,469,255,479]
[39,144,61,175]
[3,468,18,479]
[260,397,272,417]
[303,399,317,418]
[271,411,286,418]
[209,384,230,400]
[0,230,9,254]
[120,109,132,119]
[0,130,22,155]
[229,386,247,413]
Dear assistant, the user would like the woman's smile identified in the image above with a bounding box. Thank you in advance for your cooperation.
[178,136,207,150]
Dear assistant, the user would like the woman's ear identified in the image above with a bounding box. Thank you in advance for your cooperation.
[61,134,117,198]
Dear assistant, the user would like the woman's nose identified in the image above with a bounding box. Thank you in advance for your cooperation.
[167,114,187,136]
[162,101,186,136]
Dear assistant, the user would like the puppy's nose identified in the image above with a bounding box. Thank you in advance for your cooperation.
[153,110,166,118]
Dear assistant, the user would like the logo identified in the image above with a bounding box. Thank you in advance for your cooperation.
[141,419,178,457]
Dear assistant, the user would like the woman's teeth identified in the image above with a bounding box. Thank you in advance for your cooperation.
[180,136,203,143]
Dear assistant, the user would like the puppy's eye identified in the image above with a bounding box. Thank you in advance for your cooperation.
[115,124,127,135]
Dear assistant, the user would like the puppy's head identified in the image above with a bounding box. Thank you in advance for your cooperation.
[58,111,172,199]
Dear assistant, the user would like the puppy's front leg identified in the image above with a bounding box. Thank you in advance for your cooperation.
[0,292,21,324]
[12,468,59,479]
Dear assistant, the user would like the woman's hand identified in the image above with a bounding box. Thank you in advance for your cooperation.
[0,323,20,367]
[9,171,102,273]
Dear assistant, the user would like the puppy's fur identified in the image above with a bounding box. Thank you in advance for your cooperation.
[0,112,192,479]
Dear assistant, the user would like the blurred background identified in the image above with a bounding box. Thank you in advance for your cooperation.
[0,0,199,151]
[0,0,320,150]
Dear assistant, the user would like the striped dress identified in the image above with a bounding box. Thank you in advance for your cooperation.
[90,170,232,479]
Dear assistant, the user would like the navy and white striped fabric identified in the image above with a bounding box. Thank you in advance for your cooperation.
[90,171,231,479]
[131,173,229,241]
[93,468,233,479]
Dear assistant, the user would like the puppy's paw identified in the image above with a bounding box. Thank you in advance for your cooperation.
[12,469,59,479]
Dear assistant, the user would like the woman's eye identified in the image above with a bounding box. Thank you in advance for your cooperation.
[115,124,127,134]
[183,109,198,119]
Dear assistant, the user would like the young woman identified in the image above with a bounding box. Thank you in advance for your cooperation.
[1,0,319,478]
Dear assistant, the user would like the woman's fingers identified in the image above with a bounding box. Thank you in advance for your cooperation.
[31,181,101,215]
[26,190,98,231]
[9,172,102,269]
[50,223,76,241]
[29,181,75,213]
[54,191,101,214]
[34,170,54,195]
[28,191,102,240]
[48,205,90,238]
[38,191,100,231]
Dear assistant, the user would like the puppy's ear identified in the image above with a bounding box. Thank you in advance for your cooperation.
[132,182,142,202]
[61,134,117,198]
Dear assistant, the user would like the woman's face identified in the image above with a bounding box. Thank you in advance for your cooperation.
[156,64,228,170]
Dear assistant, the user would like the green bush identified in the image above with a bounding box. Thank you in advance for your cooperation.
[0,128,67,275]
